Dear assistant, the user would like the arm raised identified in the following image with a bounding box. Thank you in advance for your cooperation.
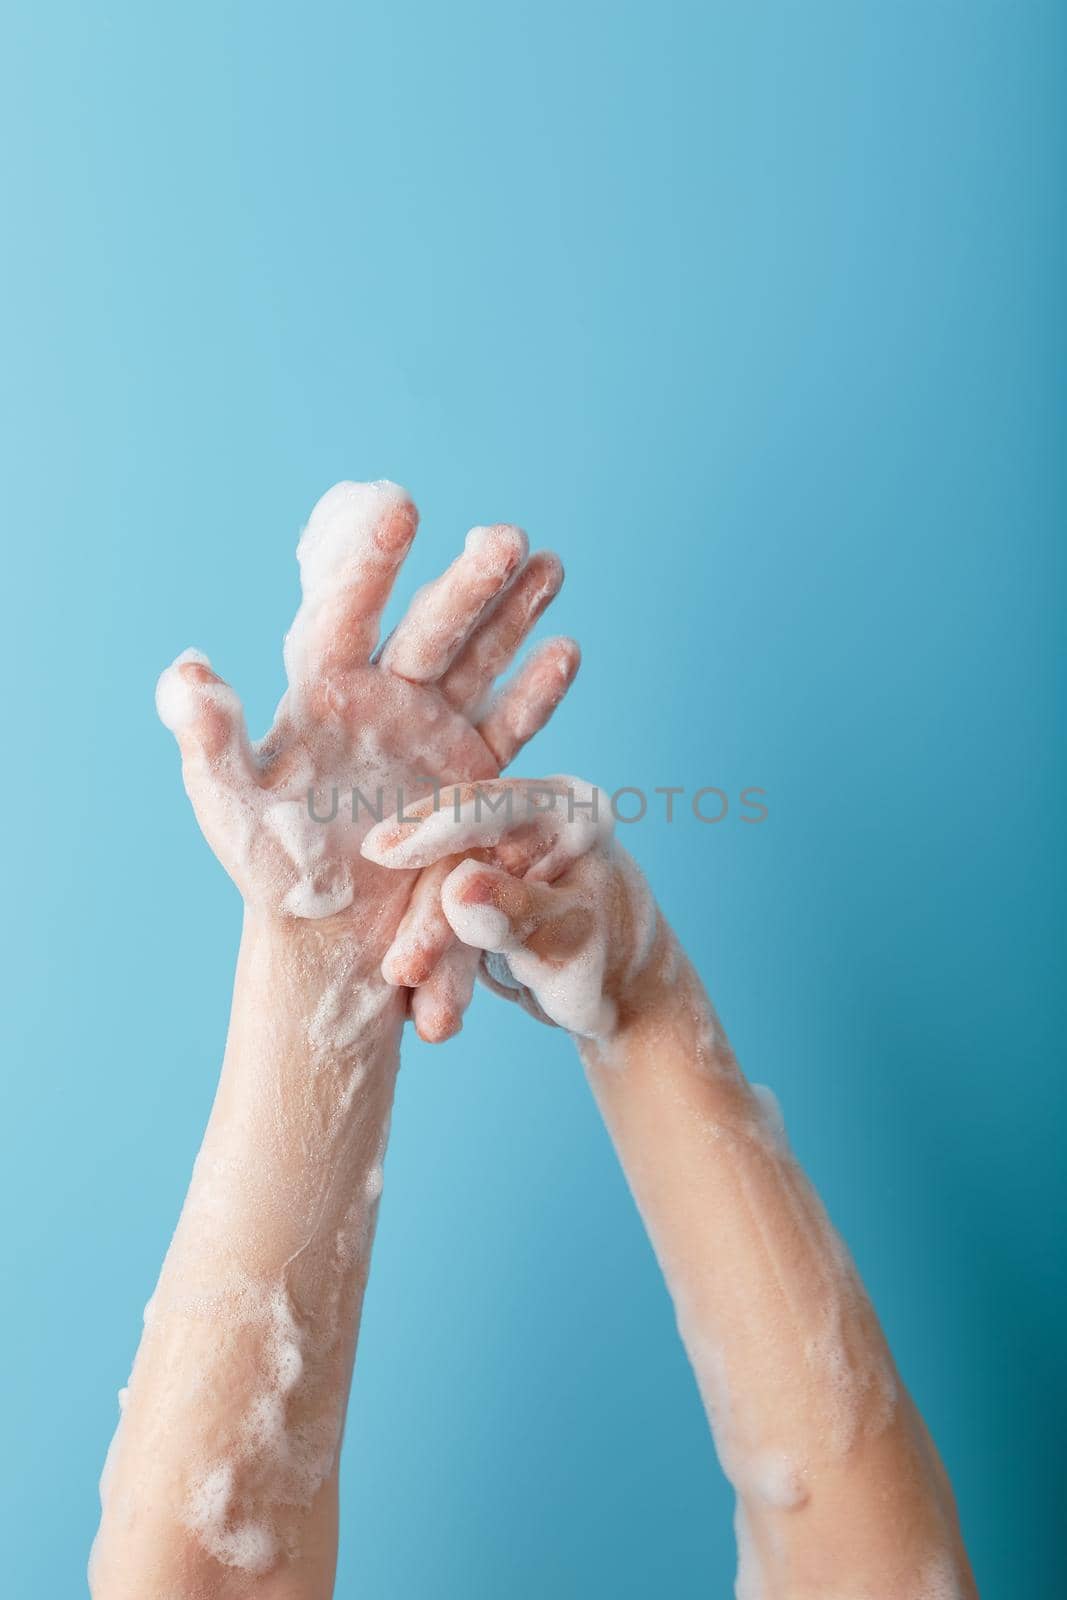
[364,777,977,1600]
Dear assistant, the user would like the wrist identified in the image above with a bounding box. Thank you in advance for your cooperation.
[203,912,405,1234]
[232,909,406,1057]
[608,912,687,1034]
[591,918,741,1083]
[168,912,404,1286]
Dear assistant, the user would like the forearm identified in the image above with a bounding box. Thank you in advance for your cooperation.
[578,924,975,1599]
[91,914,405,1600]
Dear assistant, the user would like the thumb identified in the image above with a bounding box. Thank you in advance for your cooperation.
[440,860,557,952]
[441,859,597,968]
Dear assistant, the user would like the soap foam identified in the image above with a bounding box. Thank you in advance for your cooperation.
[178,1279,338,1575]
[283,480,413,692]
[186,1463,280,1574]
[748,1448,808,1511]
[369,776,637,1040]
[154,647,214,731]
[439,849,618,1039]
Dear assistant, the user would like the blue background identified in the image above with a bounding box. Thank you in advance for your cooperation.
[2,2,1063,1594]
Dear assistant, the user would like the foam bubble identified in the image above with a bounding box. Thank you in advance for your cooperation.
[155,648,212,731]
[187,1460,280,1574]
[284,480,411,687]
[749,1449,808,1511]
[751,1082,789,1150]
[445,894,512,955]
[294,480,410,598]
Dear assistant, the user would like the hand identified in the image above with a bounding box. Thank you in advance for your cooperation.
[156,483,579,1011]
[361,775,665,1039]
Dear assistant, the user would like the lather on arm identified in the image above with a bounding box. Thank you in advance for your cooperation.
[363,777,978,1600]
[90,483,580,1599]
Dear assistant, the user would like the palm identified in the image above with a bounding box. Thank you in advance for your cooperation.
[158,481,578,972]
[242,668,497,927]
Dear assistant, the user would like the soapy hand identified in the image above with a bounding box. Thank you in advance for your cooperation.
[362,776,664,1040]
[156,483,579,1010]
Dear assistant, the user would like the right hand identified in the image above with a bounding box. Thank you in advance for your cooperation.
[361,776,665,1039]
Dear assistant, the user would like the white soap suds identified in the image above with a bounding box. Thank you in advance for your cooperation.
[733,1499,766,1600]
[748,1448,808,1511]
[439,850,617,1039]
[362,775,612,875]
[155,648,214,731]
[263,798,356,919]
[368,776,638,1040]
[295,481,407,594]
[186,1463,280,1574]
[178,1279,338,1575]
[525,776,615,879]
[154,479,489,928]
[283,480,412,691]
[461,524,498,560]
[750,1082,789,1151]
[439,864,513,953]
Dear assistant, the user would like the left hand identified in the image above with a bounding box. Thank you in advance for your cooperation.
[155,481,579,1031]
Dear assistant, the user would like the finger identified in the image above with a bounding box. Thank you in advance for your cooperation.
[361,778,523,863]
[381,857,461,987]
[380,523,528,683]
[362,778,565,869]
[283,481,419,697]
[442,860,596,964]
[437,551,564,716]
[410,943,479,1043]
[361,775,611,875]
[476,637,580,768]
[440,859,552,950]
[155,649,256,784]
[446,861,611,1038]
